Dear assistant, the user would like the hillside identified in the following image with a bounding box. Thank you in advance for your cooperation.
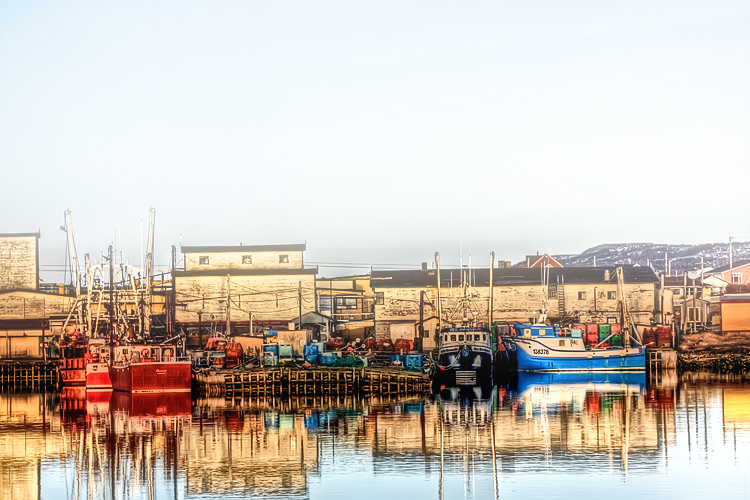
[539,242,750,274]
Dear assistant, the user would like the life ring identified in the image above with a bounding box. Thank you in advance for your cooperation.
[165,348,174,357]
[141,348,150,358]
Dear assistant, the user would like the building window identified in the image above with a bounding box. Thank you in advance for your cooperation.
[732,273,742,284]
[548,284,557,299]
[279,254,289,264]
[607,317,617,323]
[374,292,385,305]
[607,291,616,300]
[199,256,209,265]
[336,297,358,310]
[673,289,681,296]
[578,291,586,300]
[688,307,700,322]
[242,255,252,264]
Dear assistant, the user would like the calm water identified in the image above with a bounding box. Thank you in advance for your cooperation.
[1,372,749,500]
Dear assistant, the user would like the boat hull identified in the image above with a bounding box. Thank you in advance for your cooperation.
[86,362,112,389]
[109,361,192,393]
[435,349,493,387]
[504,337,646,372]
[59,358,86,385]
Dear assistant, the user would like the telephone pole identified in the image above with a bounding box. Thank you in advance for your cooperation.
[298,281,303,330]
[226,275,231,336]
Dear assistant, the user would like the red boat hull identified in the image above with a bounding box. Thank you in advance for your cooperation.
[86,362,112,389]
[109,361,191,393]
[59,358,86,385]
[110,391,191,417]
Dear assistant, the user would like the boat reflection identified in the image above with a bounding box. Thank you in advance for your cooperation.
[0,373,747,500]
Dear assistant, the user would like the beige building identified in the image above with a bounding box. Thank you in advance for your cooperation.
[174,244,317,334]
[0,232,78,358]
[371,265,660,340]
[0,232,39,292]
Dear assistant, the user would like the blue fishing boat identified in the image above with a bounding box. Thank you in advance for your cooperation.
[502,324,646,372]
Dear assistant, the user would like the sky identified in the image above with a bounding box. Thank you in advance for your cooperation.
[1,0,749,281]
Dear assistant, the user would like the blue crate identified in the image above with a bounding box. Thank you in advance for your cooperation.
[305,354,318,364]
[262,344,279,355]
[317,353,338,365]
[312,341,325,353]
[303,344,319,357]
[389,355,405,365]
[278,345,294,359]
[405,355,424,368]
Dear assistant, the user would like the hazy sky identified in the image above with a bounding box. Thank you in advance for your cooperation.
[1,1,748,280]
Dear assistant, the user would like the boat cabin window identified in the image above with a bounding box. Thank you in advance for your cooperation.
[538,329,546,336]
[199,256,209,265]
[444,335,448,342]
[279,254,289,263]
[559,340,566,347]
[483,334,486,341]
[451,335,456,341]
[523,328,531,338]
[474,334,480,341]
[458,335,464,341]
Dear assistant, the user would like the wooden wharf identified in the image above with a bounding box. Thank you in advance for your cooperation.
[0,360,59,391]
[195,366,431,398]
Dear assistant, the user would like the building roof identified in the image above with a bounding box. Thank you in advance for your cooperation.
[707,260,750,274]
[0,232,40,238]
[370,265,658,288]
[181,243,306,253]
[173,267,318,278]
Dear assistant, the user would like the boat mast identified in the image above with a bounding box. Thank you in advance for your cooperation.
[489,251,494,328]
[435,252,442,332]
[145,207,155,333]
[64,210,83,326]
[108,245,114,361]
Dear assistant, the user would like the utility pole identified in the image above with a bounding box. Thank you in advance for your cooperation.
[419,291,425,338]
[197,311,203,349]
[298,281,303,330]
[729,236,734,274]
[226,275,231,336]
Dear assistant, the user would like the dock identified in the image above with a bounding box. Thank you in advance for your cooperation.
[0,360,59,391]
[195,366,431,397]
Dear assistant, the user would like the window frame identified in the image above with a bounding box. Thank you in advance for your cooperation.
[279,254,290,264]
[607,291,617,300]
[198,256,209,265]
[578,291,587,300]
[732,272,742,284]
[242,255,252,264]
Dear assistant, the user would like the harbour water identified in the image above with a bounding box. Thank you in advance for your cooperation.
[1,373,748,500]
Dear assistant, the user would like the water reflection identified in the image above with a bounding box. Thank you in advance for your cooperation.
[0,373,748,500]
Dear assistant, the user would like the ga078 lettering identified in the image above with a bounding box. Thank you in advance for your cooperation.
[532,349,549,355]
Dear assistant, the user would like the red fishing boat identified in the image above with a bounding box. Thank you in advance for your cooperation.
[85,338,113,389]
[108,344,191,393]
[59,331,87,386]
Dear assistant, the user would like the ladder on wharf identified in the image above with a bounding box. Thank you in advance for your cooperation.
[195,366,431,398]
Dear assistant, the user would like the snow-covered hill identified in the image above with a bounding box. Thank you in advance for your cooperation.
[538,242,750,274]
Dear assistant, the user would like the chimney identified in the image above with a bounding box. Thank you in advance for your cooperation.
[421,262,428,271]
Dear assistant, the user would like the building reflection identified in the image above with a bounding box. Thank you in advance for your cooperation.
[0,372,748,499]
